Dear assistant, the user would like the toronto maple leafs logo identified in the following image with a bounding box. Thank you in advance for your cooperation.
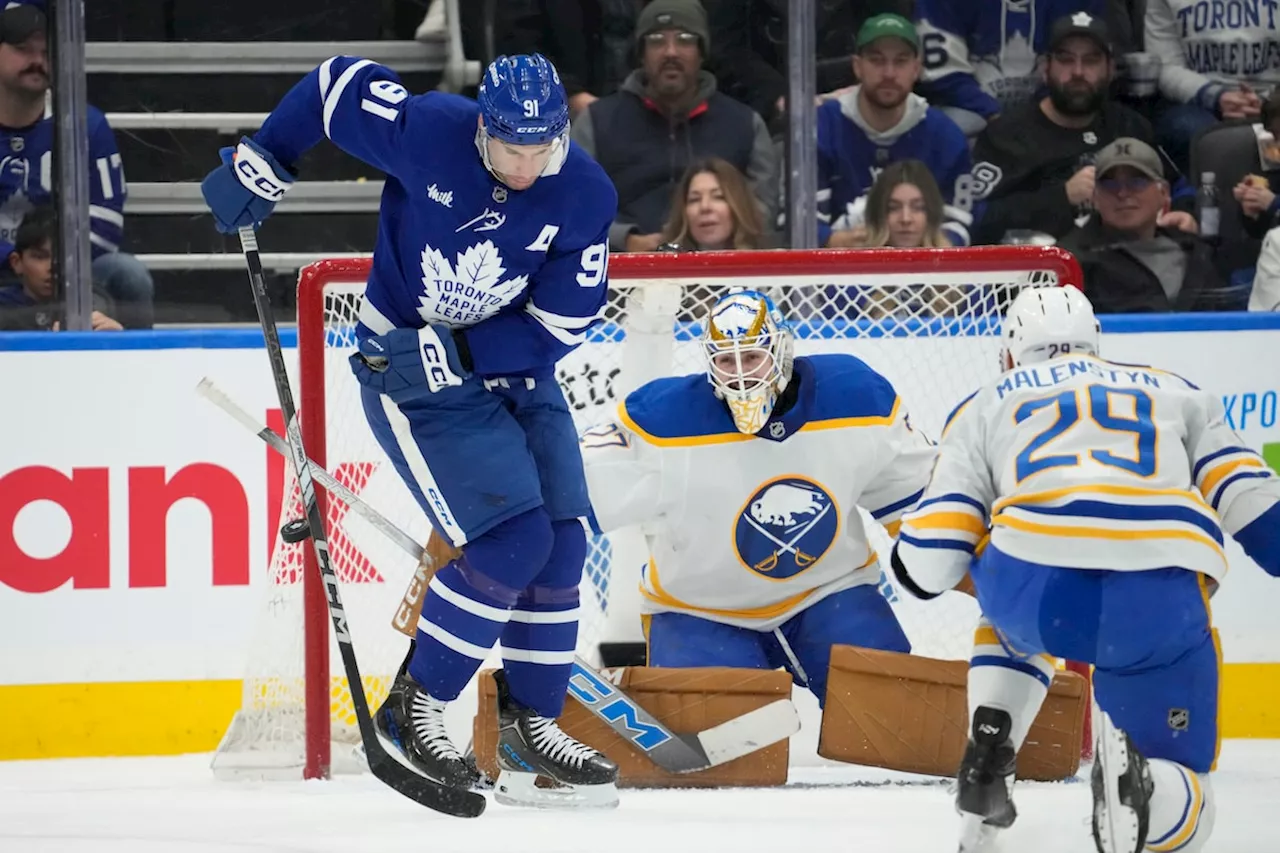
[419,239,529,327]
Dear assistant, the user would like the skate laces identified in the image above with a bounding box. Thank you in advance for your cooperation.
[527,716,597,769]
[410,692,462,761]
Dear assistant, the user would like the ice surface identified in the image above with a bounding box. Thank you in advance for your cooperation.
[1,741,1276,852]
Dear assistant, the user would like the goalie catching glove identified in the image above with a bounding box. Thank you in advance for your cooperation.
[200,137,295,234]
[349,326,472,402]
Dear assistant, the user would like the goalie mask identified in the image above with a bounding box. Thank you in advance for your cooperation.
[703,290,795,434]
[1001,285,1101,369]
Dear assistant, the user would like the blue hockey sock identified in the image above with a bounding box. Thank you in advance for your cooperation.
[500,519,586,717]
[409,507,555,700]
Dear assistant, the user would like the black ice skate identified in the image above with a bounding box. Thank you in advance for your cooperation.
[374,645,480,791]
[1092,708,1154,853]
[956,706,1019,853]
[492,669,620,809]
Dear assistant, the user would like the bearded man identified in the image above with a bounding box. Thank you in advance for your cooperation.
[970,12,1197,245]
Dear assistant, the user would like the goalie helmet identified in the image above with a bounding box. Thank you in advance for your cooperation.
[702,290,795,434]
[475,54,570,181]
[1001,285,1101,369]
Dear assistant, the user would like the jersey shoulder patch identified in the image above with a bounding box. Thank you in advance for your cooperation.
[802,354,900,424]
[619,374,740,445]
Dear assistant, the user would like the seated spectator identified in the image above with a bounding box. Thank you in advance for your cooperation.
[1057,137,1231,312]
[971,12,1197,245]
[571,0,777,253]
[704,0,912,130]
[913,0,1109,137]
[830,159,952,249]
[819,14,975,248]
[1233,90,1280,240]
[0,4,153,329]
[1250,227,1280,311]
[1145,0,1272,177]
[496,1,646,116]
[657,158,768,250]
[0,206,121,330]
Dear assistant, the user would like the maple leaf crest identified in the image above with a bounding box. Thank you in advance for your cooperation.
[418,239,529,326]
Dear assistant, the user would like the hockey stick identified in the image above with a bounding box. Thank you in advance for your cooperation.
[231,229,484,818]
[196,377,800,773]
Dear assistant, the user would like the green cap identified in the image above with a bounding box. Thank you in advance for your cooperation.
[856,13,919,54]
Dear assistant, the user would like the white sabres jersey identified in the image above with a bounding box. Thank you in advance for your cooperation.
[581,354,936,631]
[898,355,1280,590]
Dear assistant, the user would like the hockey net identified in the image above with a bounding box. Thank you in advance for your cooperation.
[213,246,1087,780]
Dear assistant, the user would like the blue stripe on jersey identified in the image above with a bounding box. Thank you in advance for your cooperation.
[915,492,988,516]
[970,654,1053,688]
[1192,446,1257,481]
[871,487,926,520]
[1011,499,1224,546]
[1147,769,1195,849]
[1212,470,1275,511]
[899,531,976,553]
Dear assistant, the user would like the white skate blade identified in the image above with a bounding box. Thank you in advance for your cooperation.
[1094,709,1142,853]
[957,812,1000,853]
[493,771,619,810]
[694,699,801,767]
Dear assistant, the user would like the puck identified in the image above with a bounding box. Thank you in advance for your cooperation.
[280,518,311,544]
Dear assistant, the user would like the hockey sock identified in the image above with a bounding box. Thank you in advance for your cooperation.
[1144,760,1215,852]
[409,507,555,700]
[969,618,1054,750]
[500,519,586,717]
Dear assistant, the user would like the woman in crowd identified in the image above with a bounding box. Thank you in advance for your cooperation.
[657,158,769,251]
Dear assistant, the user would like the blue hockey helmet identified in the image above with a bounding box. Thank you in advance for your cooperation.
[477,54,569,146]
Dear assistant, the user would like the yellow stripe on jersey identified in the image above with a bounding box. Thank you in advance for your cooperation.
[992,482,1213,515]
[906,510,987,538]
[796,397,901,434]
[617,398,900,447]
[991,513,1227,562]
[972,625,1056,665]
[1146,769,1205,852]
[1199,455,1265,496]
[883,519,902,538]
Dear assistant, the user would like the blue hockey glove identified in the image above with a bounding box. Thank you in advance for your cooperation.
[349,325,470,403]
[200,137,295,234]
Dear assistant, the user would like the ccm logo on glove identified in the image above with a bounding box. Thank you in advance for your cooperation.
[349,325,469,403]
[234,141,293,201]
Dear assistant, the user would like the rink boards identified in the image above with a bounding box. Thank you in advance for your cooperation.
[2,313,1280,760]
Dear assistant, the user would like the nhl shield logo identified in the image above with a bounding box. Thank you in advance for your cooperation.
[1168,708,1190,731]
[734,476,839,579]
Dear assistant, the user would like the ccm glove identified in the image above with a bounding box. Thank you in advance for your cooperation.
[349,325,470,403]
[200,137,295,234]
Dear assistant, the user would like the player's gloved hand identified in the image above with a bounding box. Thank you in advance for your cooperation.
[200,137,295,234]
[349,325,470,403]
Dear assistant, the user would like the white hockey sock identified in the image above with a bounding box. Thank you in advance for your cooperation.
[968,618,1054,750]
[1144,759,1215,852]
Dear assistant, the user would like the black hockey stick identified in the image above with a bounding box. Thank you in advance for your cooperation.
[234,227,485,818]
[198,375,802,773]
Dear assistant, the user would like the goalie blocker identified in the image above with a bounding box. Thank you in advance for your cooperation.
[398,535,1086,785]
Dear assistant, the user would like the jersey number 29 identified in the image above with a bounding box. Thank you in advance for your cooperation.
[1013,384,1157,483]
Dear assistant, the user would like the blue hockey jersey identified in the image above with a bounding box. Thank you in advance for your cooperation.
[0,100,126,259]
[252,56,619,379]
[816,91,976,246]
[914,0,1107,118]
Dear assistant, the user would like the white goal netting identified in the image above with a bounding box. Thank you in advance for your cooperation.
[212,247,1079,779]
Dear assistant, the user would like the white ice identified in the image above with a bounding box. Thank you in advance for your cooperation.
[2,741,1277,853]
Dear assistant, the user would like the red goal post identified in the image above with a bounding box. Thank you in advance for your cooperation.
[220,246,1090,781]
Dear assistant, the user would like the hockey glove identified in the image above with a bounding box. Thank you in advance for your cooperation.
[201,137,295,234]
[349,325,470,403]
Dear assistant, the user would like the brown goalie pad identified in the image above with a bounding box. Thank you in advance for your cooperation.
[390,530,461,638]
[473,666,793,788]
[818,645,1087,782]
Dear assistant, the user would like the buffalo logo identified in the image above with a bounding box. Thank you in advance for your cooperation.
[734,477,839,579]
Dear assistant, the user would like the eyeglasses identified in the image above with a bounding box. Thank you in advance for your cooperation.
[644,31,700,47]
[1097,176,1156,194]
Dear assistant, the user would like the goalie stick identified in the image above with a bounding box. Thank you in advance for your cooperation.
[196,377,801,774]
[230,229,485,819]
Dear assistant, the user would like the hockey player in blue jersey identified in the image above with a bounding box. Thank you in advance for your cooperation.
[201,54,621,808]
[892,287,1280,853]
[818,14,976,248]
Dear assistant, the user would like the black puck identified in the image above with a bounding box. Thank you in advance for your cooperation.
[280,518,311,544]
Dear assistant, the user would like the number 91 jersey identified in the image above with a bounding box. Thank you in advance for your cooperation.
[900,355,1280,585]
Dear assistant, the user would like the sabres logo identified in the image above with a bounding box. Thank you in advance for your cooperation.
[734,476,839,580]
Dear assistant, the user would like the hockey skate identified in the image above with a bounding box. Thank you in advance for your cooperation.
[955,707,1019,853]
[1091,707,1154,853]
[374,646,481,791]
[492,669,620,809]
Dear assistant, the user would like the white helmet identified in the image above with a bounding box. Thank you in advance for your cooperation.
[1001,286,1101,368]
[703,290,795,434]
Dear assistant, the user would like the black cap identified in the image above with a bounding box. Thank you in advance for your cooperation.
[1047,11,1113,56]
[0,4,46,46]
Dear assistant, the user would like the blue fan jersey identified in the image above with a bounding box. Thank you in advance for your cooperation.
[0,102,126,258]
[253,56,618,379]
